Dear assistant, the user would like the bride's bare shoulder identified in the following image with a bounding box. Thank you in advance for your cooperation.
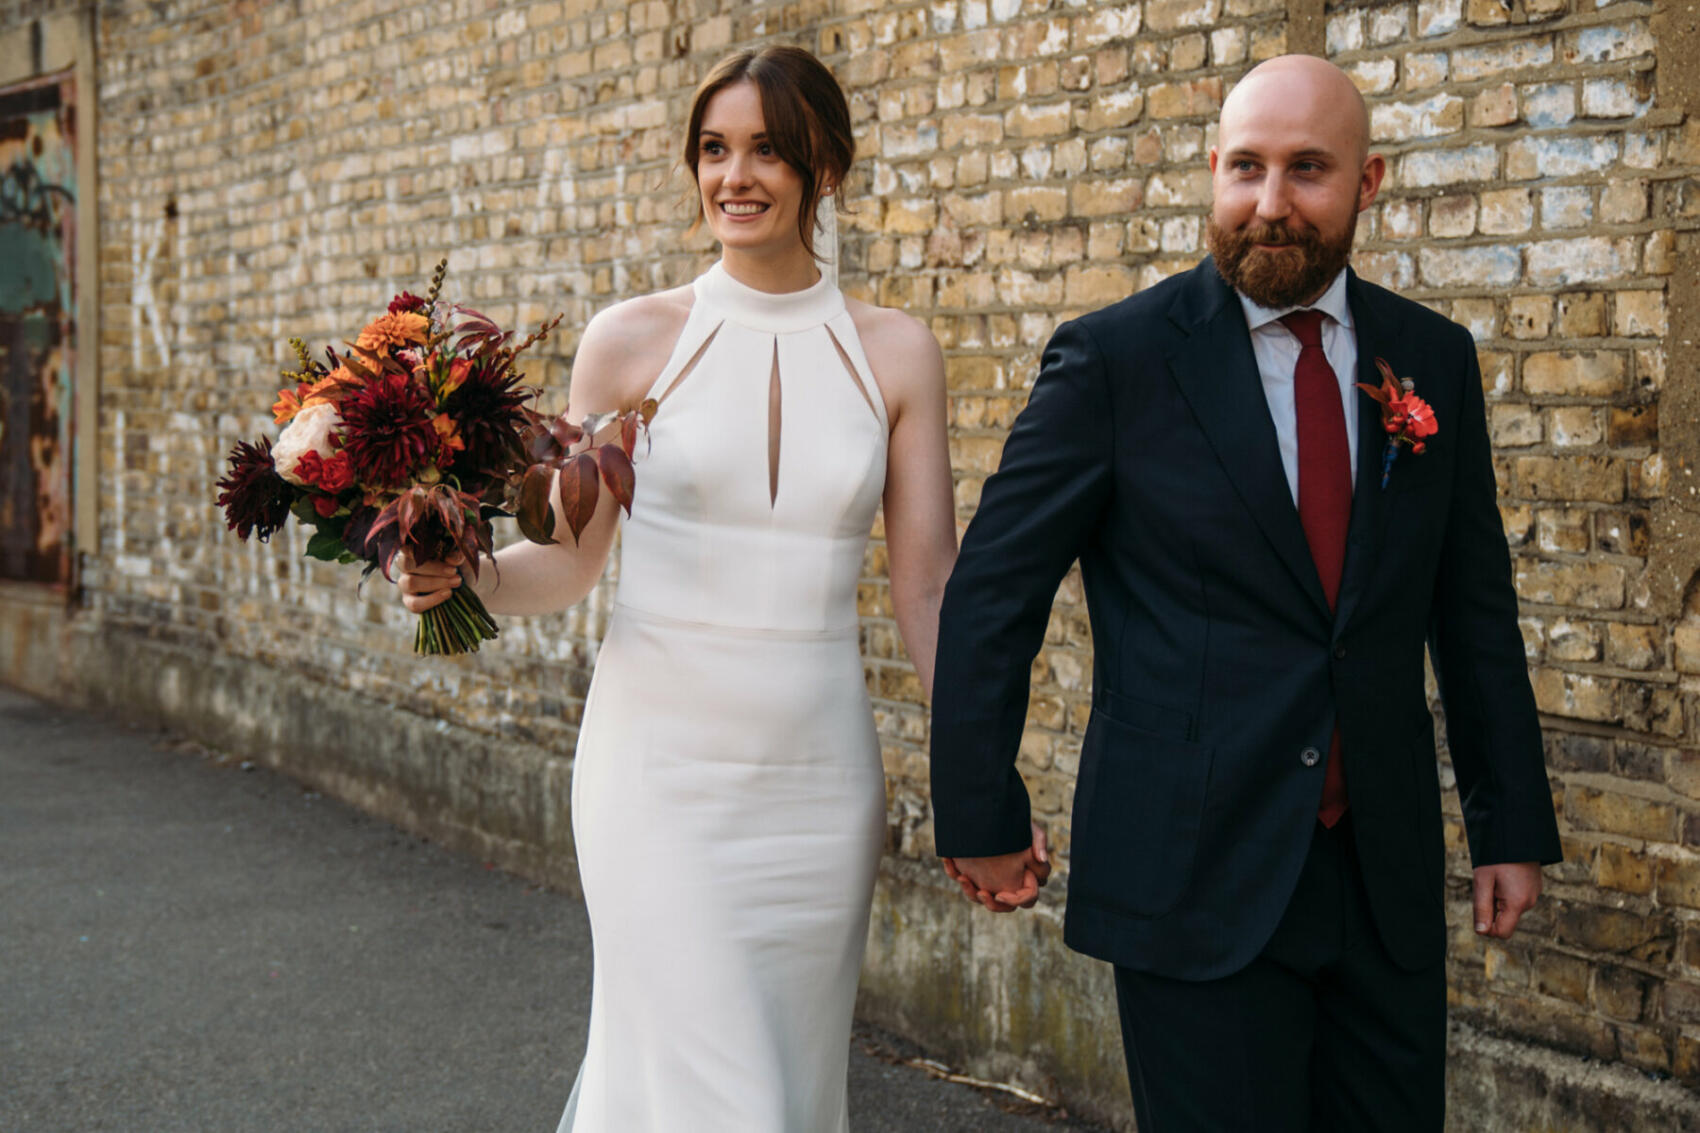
[843,296,941,377]
[583,284,696,348]
[570,284,697,407]
[844,295,934,350]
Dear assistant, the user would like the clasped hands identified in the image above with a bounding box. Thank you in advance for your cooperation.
[941,821,1051,913]
[942,826,1543,938]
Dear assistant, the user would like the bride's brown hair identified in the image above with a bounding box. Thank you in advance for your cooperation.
[683,46,854,261]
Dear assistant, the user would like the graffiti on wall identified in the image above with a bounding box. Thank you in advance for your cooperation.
[0,76,75,586]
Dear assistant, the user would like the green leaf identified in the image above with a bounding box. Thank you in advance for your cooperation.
[306,530,347,561]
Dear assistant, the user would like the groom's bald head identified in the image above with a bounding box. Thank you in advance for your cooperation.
[1218,55,1372,167]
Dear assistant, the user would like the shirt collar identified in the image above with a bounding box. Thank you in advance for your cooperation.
[1237,269,1353,334]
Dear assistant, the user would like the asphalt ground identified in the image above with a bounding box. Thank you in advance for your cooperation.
[0,684,1107,1133]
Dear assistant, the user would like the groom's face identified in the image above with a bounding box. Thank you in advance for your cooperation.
[1207,60,1385,308]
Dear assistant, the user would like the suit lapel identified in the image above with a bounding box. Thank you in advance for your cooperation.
[1164,261,1332,621]
[1332,271,1396,635]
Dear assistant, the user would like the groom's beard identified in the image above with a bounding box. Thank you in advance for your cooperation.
[1208,218,1355,309]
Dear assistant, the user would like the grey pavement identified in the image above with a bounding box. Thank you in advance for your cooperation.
[0,684,1105,1133]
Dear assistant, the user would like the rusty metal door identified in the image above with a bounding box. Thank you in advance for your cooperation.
[0,75,76,586]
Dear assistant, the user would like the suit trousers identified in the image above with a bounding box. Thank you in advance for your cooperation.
[1113,817,1446,1132]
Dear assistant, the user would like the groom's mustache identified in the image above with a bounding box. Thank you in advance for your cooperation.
[1228,221,1322,250]
[1208,216,1354,308]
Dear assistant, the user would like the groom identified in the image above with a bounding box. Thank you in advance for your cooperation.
[929,55,1563,1130]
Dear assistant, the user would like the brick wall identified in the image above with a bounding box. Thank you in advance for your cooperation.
[3,0,1697,1124]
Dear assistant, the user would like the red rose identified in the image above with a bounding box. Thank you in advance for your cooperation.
[317,450,356,493]
[294,450,327,487]
[312,494,341,518]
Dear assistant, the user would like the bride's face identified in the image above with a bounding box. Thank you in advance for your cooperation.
[695,81,807,255]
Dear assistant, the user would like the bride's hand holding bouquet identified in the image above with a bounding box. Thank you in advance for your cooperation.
[392,404,649,620]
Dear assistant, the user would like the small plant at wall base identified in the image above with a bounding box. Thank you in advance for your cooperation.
[215,259,653,655]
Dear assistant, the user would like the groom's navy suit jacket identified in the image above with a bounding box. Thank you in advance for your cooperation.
[930,258,1563,981]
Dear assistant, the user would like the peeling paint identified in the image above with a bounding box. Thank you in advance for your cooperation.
[0,74,74,585]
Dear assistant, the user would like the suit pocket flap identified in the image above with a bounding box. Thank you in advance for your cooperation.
[1096,687,1193,741]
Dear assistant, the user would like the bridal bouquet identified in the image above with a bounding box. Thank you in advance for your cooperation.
[216,260,652,655]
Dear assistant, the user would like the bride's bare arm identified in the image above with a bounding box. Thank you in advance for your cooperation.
[396,291,691,617]
[853,305,957,699]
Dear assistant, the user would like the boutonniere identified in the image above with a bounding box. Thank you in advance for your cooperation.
[1356,357,1438,489]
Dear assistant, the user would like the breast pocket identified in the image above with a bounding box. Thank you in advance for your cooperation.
[1068,711,1214,918]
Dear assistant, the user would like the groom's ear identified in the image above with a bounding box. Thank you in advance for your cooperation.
[1357,153,1386,213]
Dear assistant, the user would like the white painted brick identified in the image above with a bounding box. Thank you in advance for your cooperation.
[1525,237,1638,286]
[1400,144,1498,188]
[1417,244,1521,287]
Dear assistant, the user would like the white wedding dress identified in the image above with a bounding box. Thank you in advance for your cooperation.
[557,263,890,1132]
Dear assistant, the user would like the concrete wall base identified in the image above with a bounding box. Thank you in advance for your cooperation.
[6,604,1698,1131]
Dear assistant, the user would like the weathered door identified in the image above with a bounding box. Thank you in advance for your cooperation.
[0,75,76,586]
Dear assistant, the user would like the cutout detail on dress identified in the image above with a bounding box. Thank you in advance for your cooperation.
[767,339,782,507]
[658,321,724,405]
[823,324,882,426]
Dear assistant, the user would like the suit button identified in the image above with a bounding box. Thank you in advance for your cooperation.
[1300,747,1321,767]
[1333,642,1347,659]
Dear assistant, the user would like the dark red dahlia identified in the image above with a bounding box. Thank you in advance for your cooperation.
[442,357,530,473]
[216,438,293,542]
[388,291,428,315]
[337,371,439,488]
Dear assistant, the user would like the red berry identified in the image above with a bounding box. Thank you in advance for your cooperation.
[1411,442,1426,455]
[1384,422,1399,434]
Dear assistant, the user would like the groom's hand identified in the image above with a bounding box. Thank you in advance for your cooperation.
[942,823,1051,912]
[1472,861,1543,939]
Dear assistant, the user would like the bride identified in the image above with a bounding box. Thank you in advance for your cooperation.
[398,45,965,1131]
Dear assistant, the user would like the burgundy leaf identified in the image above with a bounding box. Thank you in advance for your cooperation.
[516,465,556,544]
[396,488,422,546]
[597,444,635,516]
[340,349,377,381]
[619,412,638,457]
[431,489,461,538]
[364,501,404,579]
[557,453,600,544]
[550,416,585,450]
[524,423,561,463]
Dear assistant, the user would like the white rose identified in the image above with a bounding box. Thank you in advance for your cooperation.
[273,401,342,486]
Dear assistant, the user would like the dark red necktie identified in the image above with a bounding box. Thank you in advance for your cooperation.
[1282,309,1350,828]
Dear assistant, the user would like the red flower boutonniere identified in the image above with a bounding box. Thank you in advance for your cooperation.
[1356,357,1439,489]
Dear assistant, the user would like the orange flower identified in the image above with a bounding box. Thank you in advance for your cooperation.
[272,383,310,424]
[304,367,361,406]
[432,412,466,459]
[356,311,429,354]
[440,357,472,398]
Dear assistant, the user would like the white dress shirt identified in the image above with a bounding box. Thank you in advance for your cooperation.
[1236,270,1359,507]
